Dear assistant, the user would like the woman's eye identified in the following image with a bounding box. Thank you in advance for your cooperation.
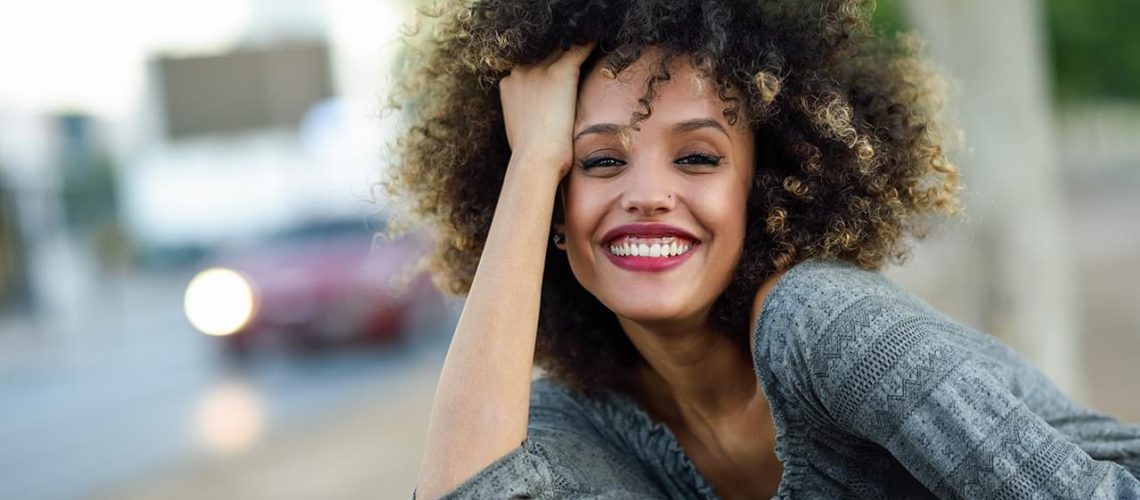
[676,153,722,166]
[581,157,626,170]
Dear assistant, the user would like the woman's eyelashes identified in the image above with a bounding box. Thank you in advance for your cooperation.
[581,156,625,169]
[675,153,722,166]
[579,153,723,171]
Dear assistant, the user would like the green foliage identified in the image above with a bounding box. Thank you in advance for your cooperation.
[871,0,908,38]
[1046,0,1140,101]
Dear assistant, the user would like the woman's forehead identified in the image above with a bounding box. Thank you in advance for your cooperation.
[575,54,747,139]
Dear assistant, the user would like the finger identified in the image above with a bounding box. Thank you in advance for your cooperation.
[538,46,568,68]
[555,42,597,69]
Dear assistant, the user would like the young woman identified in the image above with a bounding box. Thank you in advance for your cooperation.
[388,0,1140,497]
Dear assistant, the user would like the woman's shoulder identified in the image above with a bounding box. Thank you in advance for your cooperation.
[751,258,1102,427]
[754,258,1026,365]
[751,259,1027,423]
[753,259,947,355]
[758,258,913,315]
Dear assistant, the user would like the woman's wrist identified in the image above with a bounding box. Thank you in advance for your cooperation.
[507,149,573,181]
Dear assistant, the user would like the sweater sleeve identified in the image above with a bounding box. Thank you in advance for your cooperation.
[757,260,1140,499]
[415,378,643,499]
[426,438,555,499]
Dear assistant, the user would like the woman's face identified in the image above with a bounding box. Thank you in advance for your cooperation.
[562,53,756,328]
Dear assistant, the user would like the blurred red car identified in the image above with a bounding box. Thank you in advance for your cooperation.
[183,218,444,357]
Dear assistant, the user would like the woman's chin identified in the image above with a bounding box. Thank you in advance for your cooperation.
[600,294,700,326]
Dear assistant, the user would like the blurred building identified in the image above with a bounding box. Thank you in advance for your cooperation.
[0,170,30,310]
[0,111,112,325]
[123,41,338,261]
[0,0,410,337]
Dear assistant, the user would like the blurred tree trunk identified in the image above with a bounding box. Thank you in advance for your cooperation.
[903,0,1085,399]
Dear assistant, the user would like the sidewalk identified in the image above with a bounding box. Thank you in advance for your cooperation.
[97,350,441,500]
[0,312,59,369]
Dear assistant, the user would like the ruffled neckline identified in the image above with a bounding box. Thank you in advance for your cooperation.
[589,388,721,499]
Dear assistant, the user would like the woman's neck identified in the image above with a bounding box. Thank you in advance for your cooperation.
[617,316,760,428]
[617,316,783,498]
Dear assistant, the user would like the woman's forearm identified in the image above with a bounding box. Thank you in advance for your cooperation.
[416,153,564,498]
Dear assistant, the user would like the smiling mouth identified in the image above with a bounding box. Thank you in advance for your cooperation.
[605,236,696,258]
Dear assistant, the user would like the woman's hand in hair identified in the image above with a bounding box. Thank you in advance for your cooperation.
[499,43,596,177]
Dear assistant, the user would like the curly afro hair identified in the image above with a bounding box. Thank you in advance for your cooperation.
[385,0,962,397]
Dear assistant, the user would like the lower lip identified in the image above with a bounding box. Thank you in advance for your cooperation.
[602,244,699,272]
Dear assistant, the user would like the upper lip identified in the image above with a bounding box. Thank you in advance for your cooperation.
[601,223,700,246]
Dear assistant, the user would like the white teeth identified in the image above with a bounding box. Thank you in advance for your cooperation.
[607,239,694,258]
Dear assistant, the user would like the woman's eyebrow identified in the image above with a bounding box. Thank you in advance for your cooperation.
[574,123,625,142]
[572,118,730,142]
[673,118,729,139]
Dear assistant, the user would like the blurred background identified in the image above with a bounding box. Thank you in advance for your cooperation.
[0,0,1136,499]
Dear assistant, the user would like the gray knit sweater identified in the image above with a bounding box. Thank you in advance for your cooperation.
[431,260,1140,499]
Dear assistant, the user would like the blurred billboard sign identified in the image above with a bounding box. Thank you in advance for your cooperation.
[156,42,333,140]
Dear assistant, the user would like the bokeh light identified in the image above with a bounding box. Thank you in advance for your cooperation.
[193,380,265,455]
[184,268,257,336]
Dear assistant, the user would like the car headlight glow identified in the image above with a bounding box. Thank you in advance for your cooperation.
[184,268,257,336]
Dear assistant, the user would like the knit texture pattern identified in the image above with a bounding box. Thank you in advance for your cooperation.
[430,260,1140,499]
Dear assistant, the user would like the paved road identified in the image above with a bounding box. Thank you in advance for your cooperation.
[0,269,455,500]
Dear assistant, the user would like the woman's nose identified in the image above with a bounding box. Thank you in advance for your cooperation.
[619,167,677,217]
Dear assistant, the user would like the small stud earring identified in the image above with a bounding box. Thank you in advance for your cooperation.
[552,233,565,245]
